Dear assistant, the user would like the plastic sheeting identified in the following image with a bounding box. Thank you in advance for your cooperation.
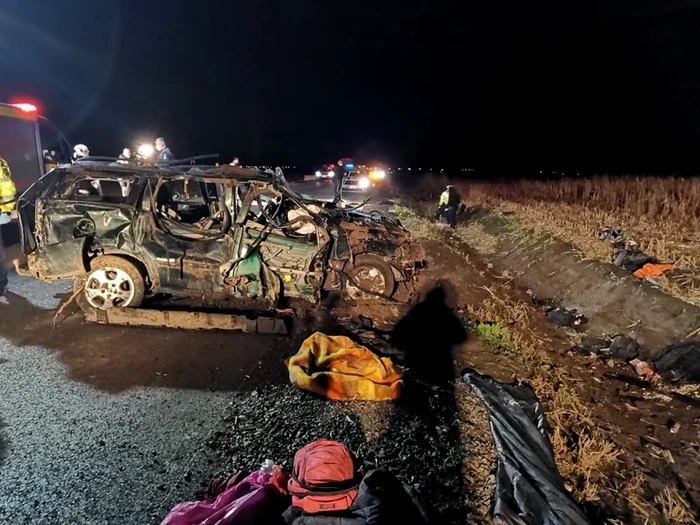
[652,340,700,383]
[462,370,591,525]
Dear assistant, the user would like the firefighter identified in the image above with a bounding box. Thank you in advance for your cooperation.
[0,158,17,293]
[118,147,133,164]
[73,144,90,160]
[155,137,174,162]
[438,184,461,228]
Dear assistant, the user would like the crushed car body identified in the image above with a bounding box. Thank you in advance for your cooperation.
[16,162,424,314]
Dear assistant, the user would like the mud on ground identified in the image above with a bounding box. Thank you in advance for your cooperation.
[188,203,700,524]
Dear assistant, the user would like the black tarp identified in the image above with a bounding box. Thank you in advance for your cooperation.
[652,340,700,383]
[462,370,591,525]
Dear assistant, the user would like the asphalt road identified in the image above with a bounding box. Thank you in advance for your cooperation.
[0,181,385,524]
[288,179,376,204]
[0,268,288,524]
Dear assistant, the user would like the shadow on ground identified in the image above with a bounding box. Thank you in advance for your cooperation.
[0,290,290,393]
[386,282,469,522]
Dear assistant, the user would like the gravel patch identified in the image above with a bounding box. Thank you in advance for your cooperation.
[204,377,471,523]
[0,276,233,525]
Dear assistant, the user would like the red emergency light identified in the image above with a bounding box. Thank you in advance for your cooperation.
[11,103,38,113]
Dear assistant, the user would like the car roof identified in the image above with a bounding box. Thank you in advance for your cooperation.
[63,160,278,183]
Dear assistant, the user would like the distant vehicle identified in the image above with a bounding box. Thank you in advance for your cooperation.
[342,170,371,192]
[314,164,337,180]
[17,162,425,313]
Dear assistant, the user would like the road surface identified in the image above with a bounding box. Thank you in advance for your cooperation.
[288,179,377,204]
[0,180,384,524]
[0,269,287,524]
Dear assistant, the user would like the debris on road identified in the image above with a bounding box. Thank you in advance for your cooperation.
[161,467,290,525]
[286,332,404,401]
[463,369,591,525]
[205,379,469,524]
[84,307,288,334]
[284,439,429,524]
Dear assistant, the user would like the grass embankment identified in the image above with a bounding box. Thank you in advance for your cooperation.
[461,176,700,306]
[394,204,696,524]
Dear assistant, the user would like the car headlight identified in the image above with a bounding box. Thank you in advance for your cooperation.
[359,177,370,189]
[315,171,322,177]
[377,170,386,179]
[328,171,335,178]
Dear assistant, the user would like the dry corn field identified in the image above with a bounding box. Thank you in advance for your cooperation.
[458,176,700,305]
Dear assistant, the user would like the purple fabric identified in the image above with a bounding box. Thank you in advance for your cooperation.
[161,471,286,525]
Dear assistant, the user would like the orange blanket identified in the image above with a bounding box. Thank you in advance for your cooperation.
[286,332,404,401]
[633,263,675,279]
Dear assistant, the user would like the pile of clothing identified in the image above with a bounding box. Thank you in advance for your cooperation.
[599,228,674,276]
[161,440,428,525]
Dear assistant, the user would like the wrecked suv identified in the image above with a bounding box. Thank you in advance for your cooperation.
[17,162,423,312]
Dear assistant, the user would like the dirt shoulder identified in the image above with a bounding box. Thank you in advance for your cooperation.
[391,205,700,524]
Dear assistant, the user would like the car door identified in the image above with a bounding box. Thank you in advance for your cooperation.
[242,191,329,301]
[30,174,141,279]
[145,178,243,297]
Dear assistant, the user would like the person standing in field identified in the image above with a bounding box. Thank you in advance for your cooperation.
[0,158,17,293]
[438,185,461,228]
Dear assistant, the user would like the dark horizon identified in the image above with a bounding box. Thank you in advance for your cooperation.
[3,1,700,172]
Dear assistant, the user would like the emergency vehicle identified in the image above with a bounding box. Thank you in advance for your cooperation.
[0,102,46,195]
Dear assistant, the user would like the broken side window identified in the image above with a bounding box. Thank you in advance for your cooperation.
[60,177,135,203]
[154,177,230,233]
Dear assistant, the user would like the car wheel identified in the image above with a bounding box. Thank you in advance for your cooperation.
[75,256,146,311]
[346,254,396,299]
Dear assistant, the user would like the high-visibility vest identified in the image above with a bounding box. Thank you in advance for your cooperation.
[439,190,449,207]
[0,158,17,213]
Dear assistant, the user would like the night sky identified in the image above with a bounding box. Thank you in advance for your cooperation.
[2,0,700,171]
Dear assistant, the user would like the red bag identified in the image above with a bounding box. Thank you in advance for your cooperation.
[288,440,360,514]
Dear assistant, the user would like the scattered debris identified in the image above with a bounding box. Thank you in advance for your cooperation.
[286,332,404,400]
[463,369,591,525]
[632,263,675,280]
[630,359,655,380]
[284,439,429,524]
[611,240,657,273]
[546,307,585,327]
[668,421,681,434]
[207,380,470,524]
[161,467,290,525]
[652,340,700,383]
[598,228,625,243]
[573,337,611,357]
[609,335,640,361]
[574,335,639,361]
[83,307,288,334]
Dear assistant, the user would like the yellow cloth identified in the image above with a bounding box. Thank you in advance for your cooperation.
[287,332,404,401]
[0,158,16,213]
[439,190,449,207]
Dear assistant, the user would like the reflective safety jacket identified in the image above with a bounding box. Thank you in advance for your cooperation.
[439,190,449,207]
[0,158,17,214]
